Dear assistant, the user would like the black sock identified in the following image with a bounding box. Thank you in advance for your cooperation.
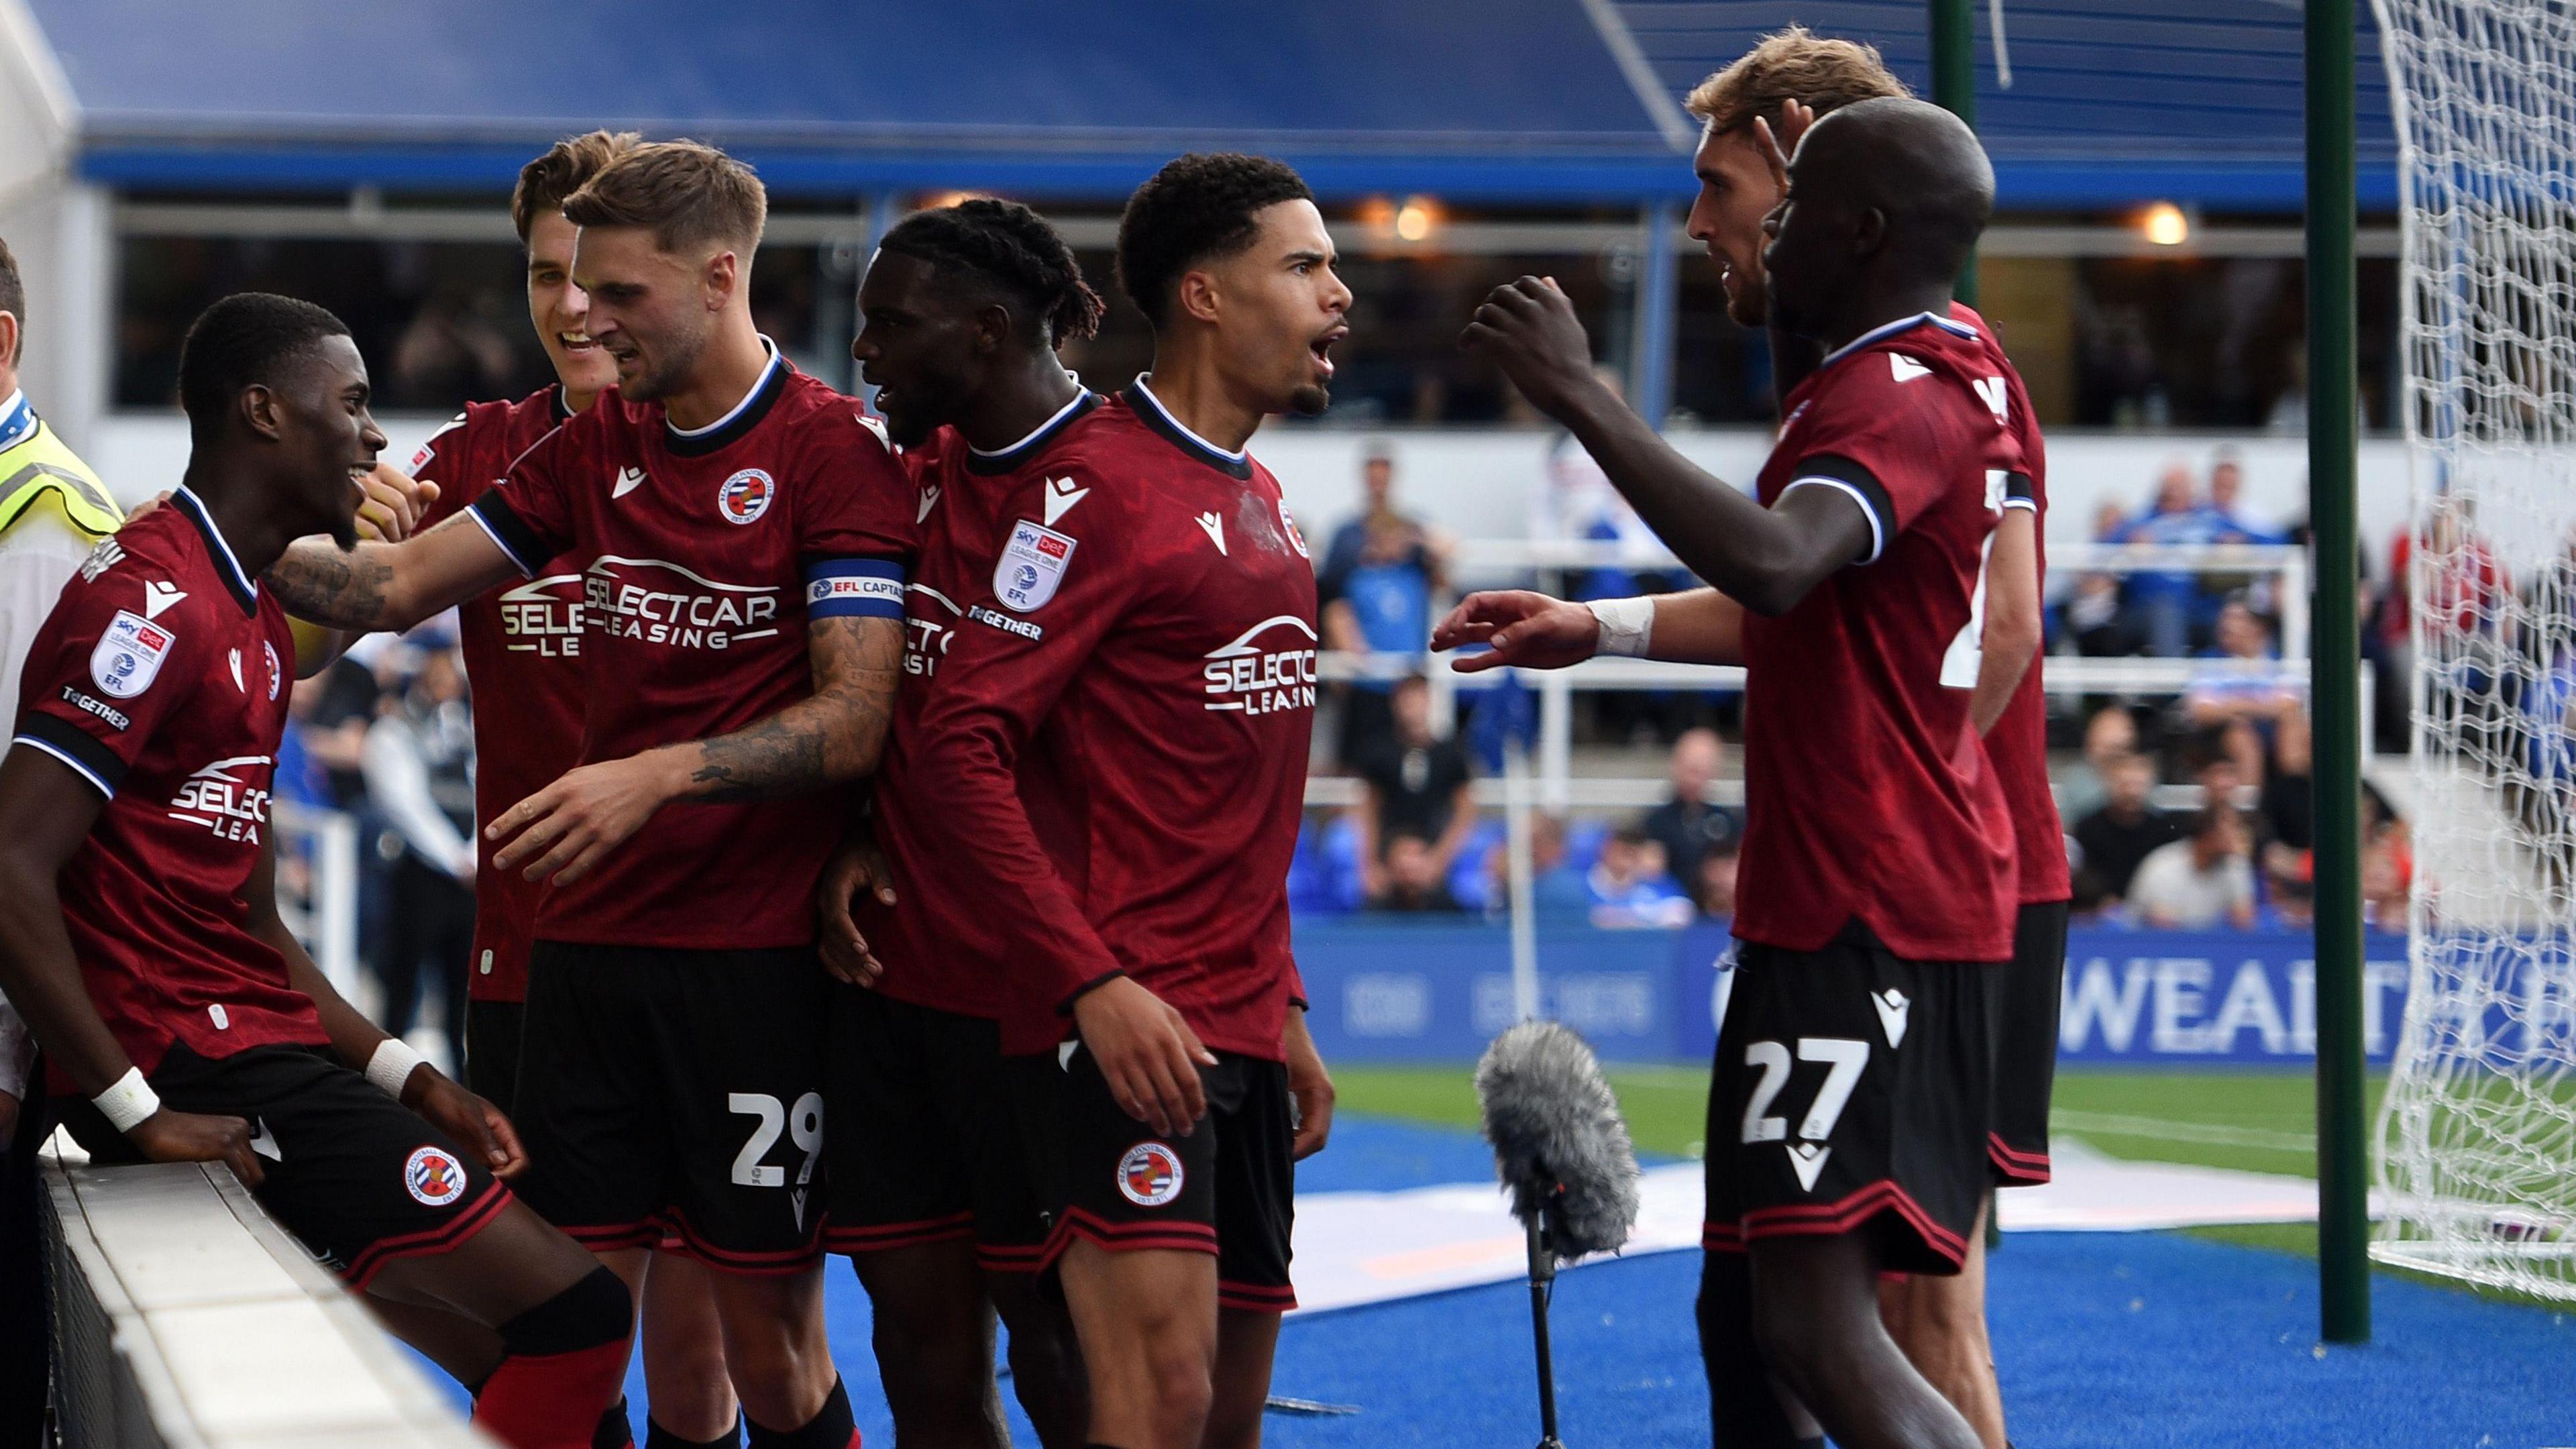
[745,1377,852,1449]
[646,1413,743,1449]
[593,1397,633,1449]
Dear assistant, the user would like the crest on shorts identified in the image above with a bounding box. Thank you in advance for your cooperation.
[995,519,1075,613]
[1117,1142,1183,1208]
[405,1145,468,1207]
[90,610,174,700]
[717,468,776,526]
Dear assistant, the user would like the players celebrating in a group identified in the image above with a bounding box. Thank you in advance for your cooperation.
[1446,95,2033,1449]
[263,140,916,1449]
[404,129,742,1449]
[815,197,1107,1447]
[0,294,635,1449]
[893,154,1343,1449]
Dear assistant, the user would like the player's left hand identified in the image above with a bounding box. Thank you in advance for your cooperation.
[1461,276,1599,420]
[1283,1008,1334,1161]
[354,463,437,544]
[488,752,680,885]
[816,835,894,987]
[402,1067,528,1180]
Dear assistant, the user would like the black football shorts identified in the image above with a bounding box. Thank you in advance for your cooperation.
[823,985,1051,1271]
[513,942,828,1273]
[60,1044,511,1290]
[1990,900,2069,1187]
[462,998,525,1120]
[1019,1042,1296,1313]
[1702,922,2002,1275]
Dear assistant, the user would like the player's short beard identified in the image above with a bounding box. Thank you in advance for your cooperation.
[1289,383,1331,417]
[623,323,708,404]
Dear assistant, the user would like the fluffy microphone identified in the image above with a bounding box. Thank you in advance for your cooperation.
[1477,1019,1642,1262]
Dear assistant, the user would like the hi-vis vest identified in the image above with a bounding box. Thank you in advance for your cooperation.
[0,396,121,543]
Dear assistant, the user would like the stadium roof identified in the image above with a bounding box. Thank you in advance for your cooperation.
[23,0,2395,210]
[1617,1,2400,211]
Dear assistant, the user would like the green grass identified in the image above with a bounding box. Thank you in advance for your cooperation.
[1332,1065,2369,1267]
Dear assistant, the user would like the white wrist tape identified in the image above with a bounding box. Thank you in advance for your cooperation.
[365,1037,427,1099]
[92,1067,162,1133]
[1589,596,1656,658]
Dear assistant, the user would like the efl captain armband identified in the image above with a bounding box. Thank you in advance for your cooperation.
[365,1036,428,1099]
[1588,596,1656,659]
[92,1067,162,1132]
[804,559,907,621]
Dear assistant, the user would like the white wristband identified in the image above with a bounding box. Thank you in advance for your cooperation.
[1589,596,1656,658]
[365,1037,427,1099]
[92,1067,162,1133]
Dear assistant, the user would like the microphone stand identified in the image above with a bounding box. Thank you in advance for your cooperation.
[1523,1177,1566,1449]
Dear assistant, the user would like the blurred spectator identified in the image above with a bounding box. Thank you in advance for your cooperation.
[389,291,519,408]
[2127,805,2257,930]
[2116,461,2229,656]
[1354,676,1476,902]
[1640,728,1742,888]
[2057,705,2141,823]
[1586,827,1693,929]
[1371,830,1464,914]
[2071,753,2180,910]
[2258,709,2314,856]
[299,649,384,809]
[1491,813,1595,916]
[360,641,478,1051]
[2186,599,2302,780]
[2057,502,2141,658]
[1320,443,1451,765]
[1693,843,1740,921]
[2363,820,2413,933]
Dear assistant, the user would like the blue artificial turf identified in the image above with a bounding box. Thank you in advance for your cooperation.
[418,1116,2576,1448]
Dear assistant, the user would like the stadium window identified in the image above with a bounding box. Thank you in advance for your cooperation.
[2068,248,2400,431]
[113,231,832,413]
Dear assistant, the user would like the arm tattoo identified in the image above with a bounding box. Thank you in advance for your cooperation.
[684,616,904,802]
[267,539,396,629]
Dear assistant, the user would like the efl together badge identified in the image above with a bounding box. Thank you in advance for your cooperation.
[1117,1141,1184,1208]
[995,519,1076,612]
[90,610,175,700]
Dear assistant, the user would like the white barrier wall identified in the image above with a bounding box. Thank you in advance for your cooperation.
[85,412,2414,567]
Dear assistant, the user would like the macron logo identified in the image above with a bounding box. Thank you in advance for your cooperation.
[1042,476,1088,527]
[142,582,187,619]
[916,484,941,523]
[1890,354,1932,383]
[1197,511,1227,555]
[612,466,647,499]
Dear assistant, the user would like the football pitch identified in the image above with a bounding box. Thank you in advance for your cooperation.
[1334,1064,2376,1257]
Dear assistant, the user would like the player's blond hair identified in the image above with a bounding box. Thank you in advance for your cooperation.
[563,140,767,258]
[513,130,643,244]
[1683,25,1912,136]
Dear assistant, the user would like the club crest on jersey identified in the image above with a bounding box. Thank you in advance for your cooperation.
[405,1146,468,1207]
[1117,1142,1184,1208]
[263,640,282,701]
[717,468,776,525]
[1279,501,1309,559]
[995,519,1075,612]
[90,610,174,699]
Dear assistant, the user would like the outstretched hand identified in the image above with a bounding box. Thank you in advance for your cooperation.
[1430,590,1602,673]
[1460,276,1601,420]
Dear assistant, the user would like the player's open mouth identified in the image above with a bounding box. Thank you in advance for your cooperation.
[558,331,598,356]
[1310,326,1347,380]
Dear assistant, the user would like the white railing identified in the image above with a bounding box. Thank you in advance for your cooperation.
[1306,652,2353,816]
[271,802,364,1000]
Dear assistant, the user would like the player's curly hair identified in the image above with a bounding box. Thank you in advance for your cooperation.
[877,198,1104,346]
[1684,24,1911,136]
[1116,153,1313,330]
[512,130,643,244]
[177,292,350,437]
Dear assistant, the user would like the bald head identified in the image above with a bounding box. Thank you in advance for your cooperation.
[1762,96,1996,341]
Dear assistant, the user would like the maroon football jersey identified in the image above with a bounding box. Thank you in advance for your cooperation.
[1735,313,2019,963]
[906,380,1316,1061]
[468,345,917,950]
[1949,303,2070,906]
[861,390,1108,1020]
[13,489,323,1080]
[411,387,584,1001]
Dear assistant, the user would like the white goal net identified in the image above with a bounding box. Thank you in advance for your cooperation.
[2374,0,2576,1301]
